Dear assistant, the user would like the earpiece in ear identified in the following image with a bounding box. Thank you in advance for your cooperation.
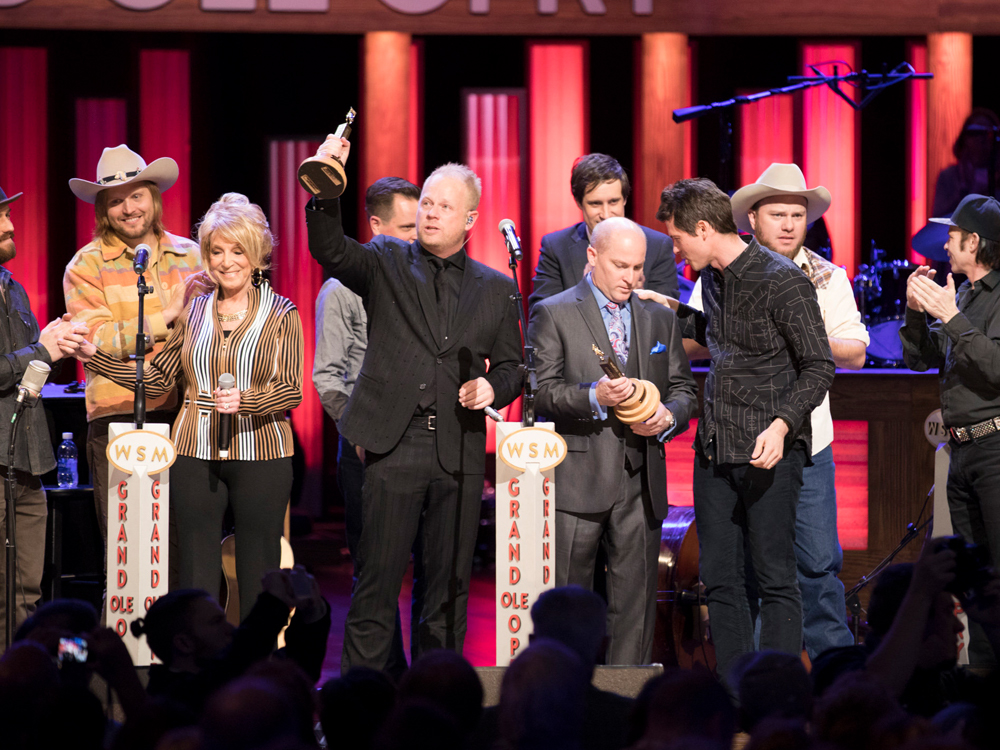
[467,216,473,226]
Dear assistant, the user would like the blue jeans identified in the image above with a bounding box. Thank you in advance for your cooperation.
[795,445,854,659]
[694,444,805,686]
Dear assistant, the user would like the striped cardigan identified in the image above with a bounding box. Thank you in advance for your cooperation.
[87,281,303,461]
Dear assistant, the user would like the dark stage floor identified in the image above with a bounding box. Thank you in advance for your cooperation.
[296,519,497,685]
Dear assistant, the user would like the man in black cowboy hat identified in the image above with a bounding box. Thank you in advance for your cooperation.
[63,145,205,548]
[0,185,86,647]
[901,193,1000,668]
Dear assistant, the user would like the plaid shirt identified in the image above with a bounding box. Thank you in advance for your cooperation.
[64,231,204,421]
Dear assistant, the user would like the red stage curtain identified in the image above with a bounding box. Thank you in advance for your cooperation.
[141,50,192,238]
[737,92,794,190]
[75,99,128,251]
[464,89,527,439]
[409,39,424,187]
[907,41,929,265]
[664,418,868,550]
[633,33,691,231]
[0,47,48,321]
[527,41,588,266]
[801,43,860,278]
[269,140,324,513]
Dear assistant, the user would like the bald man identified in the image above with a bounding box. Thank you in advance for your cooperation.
[528,217,697,664]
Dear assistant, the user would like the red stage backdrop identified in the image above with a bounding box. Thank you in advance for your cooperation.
[0,47,48,322]
[269,140,324,514]
[801,43,860,279]
[75,99,127,252]
[464,89,528,443]
[737,92,794,191]
[141,50,192,239]
[907,41,929,265]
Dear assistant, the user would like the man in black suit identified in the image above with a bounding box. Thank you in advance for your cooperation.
[529,153,686,309]
[306,137,523,676]
[528,217,698,664]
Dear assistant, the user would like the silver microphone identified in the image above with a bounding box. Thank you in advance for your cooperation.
[16,360,51,405]
[498,219,522,261]
[218,373,236,457]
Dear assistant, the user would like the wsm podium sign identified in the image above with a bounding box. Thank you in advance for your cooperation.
[105,423,175,665]
[494,423,566,665]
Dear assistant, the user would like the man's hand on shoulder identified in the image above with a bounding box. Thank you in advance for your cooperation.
[635,288,680,312]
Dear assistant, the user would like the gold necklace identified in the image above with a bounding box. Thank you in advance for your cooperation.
[217,308,248,323]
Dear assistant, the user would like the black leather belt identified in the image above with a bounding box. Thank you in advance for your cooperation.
[950,415,1000,443]
[410,414,436,431]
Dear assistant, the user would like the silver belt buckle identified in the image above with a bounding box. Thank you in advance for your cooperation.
[427,415,436,431]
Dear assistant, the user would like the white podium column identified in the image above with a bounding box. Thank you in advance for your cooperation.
[105,422,175,665]
[494,422,566,665]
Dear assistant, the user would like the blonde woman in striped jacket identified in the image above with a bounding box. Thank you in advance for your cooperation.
[63,193,304,621]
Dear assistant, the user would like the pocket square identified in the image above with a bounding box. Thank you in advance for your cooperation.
[650,341,667,355]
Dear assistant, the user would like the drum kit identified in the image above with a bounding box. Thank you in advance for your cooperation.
[852,244,917,368]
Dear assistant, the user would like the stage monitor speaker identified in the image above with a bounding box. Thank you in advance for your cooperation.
[475,664,664,706]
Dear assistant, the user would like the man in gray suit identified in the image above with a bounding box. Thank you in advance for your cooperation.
[528,217,698,664]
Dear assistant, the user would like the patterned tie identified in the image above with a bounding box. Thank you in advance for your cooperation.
[606,302,628,367]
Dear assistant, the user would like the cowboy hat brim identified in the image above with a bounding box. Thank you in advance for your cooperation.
[69,157,179,204]
[730,183,832,234]
[0,191,23,208]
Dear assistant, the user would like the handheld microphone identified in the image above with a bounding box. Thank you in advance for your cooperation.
[133,244,151,275]
[16,360,51,406]
[218,373,235,457]
[498,219,522,261]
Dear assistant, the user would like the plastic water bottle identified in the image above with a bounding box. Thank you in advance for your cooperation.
[57,432,78,489]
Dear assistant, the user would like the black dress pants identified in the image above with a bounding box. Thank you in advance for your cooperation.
[341,423,482,678]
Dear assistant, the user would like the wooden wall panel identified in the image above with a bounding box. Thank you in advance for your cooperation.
[927,33,973,218]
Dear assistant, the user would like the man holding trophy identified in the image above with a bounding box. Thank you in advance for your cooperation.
[528,216,698,665]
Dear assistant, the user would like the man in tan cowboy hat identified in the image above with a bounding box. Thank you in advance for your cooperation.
[63,145,204,549]
[1,184,87,646]
[664,163,869,661]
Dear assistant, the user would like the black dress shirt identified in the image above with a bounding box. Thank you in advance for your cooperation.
[675,239,835,463]
[899,269,1000,427]
[0,267,57,475]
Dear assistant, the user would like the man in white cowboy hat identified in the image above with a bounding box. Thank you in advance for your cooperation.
[1,184,87,646]
[63,145,204,549]
[652,165,869,660]
[901,193,1000,668]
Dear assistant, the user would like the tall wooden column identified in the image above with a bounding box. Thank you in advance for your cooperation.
[634,33,690,230]
[360,32,412,241]
[927,33,973,216]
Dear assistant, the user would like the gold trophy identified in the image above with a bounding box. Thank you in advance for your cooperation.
[297,108,357,199]
[592,344,661,424]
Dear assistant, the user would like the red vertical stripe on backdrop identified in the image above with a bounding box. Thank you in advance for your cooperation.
[75,99,128,251]
[0,48,48,322]
[801,42,860,278]
[662,418,868,550]
[140,50,191,238]
[527,41,588,273]
[464,90,527,440]
[737,93,794,189]
[409,39,424,187]
[269,140,324,514]
[907,41,929,265]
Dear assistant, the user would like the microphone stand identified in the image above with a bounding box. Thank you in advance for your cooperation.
[133,272,153,429]
[5,391,37,647]
[506,245,537,427]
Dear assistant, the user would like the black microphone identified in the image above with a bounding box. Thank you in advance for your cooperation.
[133,244,151,275]
[16,360,50,406]
[498,219,522,261]
[218,373,235,457]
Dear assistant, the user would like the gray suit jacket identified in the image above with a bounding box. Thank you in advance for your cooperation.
[528,279,698,519]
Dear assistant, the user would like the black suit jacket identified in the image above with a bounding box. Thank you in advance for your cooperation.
[529,222,681,309]
[529,279,698,519]
[305,200,523,474]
